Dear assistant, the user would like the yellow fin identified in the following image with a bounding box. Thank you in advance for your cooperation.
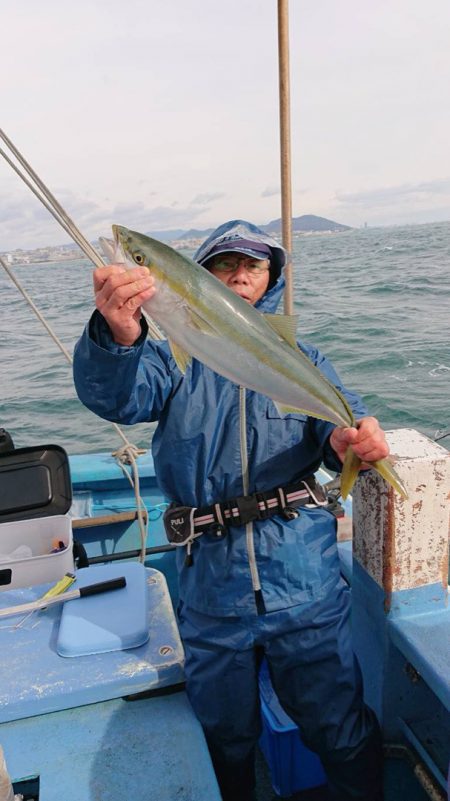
[169,339,192,374]
[264,314,299,347]
[340,449,409,500]
[340,446,362,500]
[371,459,409,499]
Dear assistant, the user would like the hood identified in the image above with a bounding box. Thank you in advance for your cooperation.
[194,219,286,313]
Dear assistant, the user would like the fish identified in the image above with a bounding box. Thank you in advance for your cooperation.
[107,225,407,500]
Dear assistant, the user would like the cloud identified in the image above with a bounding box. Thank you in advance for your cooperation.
[190,192,226,205]
[261,185,280,198]
[335,179,450,208]
[0,188,214,251]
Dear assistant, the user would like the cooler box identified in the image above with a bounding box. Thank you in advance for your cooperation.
[0,444,74,590]
[259,659,326,797]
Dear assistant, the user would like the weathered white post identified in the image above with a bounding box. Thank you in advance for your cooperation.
[350,429,450,754]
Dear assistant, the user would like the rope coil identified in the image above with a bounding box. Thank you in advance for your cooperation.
[112,444,150,564]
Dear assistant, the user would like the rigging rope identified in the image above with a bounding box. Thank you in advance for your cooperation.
[0,128,163,341]
[112,444,149,563]
[0,128,165,563]
[0,255,150,564]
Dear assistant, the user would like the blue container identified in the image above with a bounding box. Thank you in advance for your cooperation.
[259,660,326,797]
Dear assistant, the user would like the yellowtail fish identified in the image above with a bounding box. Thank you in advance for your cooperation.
[108,225,407,500]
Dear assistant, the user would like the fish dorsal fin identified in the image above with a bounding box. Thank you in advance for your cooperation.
[264,314,299,348]
[168,339,192,374]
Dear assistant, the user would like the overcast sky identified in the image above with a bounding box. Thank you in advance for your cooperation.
[2,0,450,250]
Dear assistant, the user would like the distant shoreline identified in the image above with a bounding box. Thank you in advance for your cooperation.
[1,227,351,267]
[3,217,449,267]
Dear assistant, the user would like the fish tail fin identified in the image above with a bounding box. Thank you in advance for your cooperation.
[371,458,408,499]
[340,449,409,500]
[340,446,362,500]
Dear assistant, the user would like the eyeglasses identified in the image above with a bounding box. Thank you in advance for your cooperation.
[209,255,270,275]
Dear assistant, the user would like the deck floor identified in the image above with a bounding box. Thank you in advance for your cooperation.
[255,748,432,801]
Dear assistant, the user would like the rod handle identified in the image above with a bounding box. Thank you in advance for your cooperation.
[79,577,126,597]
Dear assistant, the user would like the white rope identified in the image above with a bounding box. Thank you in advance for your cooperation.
[0,128,169,563]
[0,257,150,560]
[112,444,149,563]
[0,128,163,341]
[0,256,130,448]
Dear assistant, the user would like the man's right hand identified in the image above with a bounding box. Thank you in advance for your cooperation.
[93,264,156,346]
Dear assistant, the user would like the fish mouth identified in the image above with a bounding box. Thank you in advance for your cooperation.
[112,224,125,247]
[102,224,131,266]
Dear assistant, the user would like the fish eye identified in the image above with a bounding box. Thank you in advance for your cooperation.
[133,252,145,265]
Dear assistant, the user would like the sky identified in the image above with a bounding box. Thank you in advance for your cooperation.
[2,0,450,250]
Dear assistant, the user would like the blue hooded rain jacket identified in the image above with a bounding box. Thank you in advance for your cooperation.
[73,220,367,617]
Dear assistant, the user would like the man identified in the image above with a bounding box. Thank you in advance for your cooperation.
[73,220,387,801]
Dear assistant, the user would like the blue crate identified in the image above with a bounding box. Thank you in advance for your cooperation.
[259,660,326,797]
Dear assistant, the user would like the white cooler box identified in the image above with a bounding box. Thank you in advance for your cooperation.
[0,444,74,591]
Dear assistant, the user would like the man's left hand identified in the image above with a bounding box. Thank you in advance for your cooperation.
[329,416,390,465]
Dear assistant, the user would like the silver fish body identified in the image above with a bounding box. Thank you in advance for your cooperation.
[111,225,407,499]
[112,225,352,427]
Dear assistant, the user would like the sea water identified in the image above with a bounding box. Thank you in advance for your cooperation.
[0,221,449,455]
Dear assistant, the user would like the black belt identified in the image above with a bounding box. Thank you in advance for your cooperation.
[163,475,329,550]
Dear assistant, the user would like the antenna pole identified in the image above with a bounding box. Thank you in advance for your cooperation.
[277,0,294,315]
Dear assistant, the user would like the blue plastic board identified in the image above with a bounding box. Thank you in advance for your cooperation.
[0,567,184,723]
[57,562,148,657]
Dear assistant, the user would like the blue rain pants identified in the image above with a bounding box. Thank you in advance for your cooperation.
[178,578,383,801]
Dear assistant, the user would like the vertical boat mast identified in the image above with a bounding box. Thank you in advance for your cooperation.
[277,0,294,315]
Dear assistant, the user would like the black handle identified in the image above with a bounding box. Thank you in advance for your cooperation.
[79,577,126,597]
[0,568,12,586]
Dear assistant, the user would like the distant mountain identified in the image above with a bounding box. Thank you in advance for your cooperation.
[262,214,351,233]
[146,215,350,242]
[143,228,190,242]
[179,228,215,240]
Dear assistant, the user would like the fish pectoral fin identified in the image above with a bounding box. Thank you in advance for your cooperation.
[264,314,299,348]
[340,446,362,500]
[168,339,192,374]
[187,308,218,336]
[274,401,309,416]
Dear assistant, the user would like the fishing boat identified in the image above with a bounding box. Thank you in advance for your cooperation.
[0,3,449,800]
[0,436,448,801]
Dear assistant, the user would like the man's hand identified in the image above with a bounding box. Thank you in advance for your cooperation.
[94,264,156,346]
[329,416,390,466]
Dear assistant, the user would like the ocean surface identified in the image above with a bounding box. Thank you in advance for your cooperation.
[1,221,449,456]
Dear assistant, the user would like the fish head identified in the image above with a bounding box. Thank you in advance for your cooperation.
[112,224,154,269]
[112,225,206,297]
[112,224,178,284]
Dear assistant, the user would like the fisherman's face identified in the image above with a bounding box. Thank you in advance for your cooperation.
[208,253,270,304]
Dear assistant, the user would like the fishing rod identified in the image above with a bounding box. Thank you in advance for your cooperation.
[0,129,103,268]
[0,128,163,341]
[0,129,155,562]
